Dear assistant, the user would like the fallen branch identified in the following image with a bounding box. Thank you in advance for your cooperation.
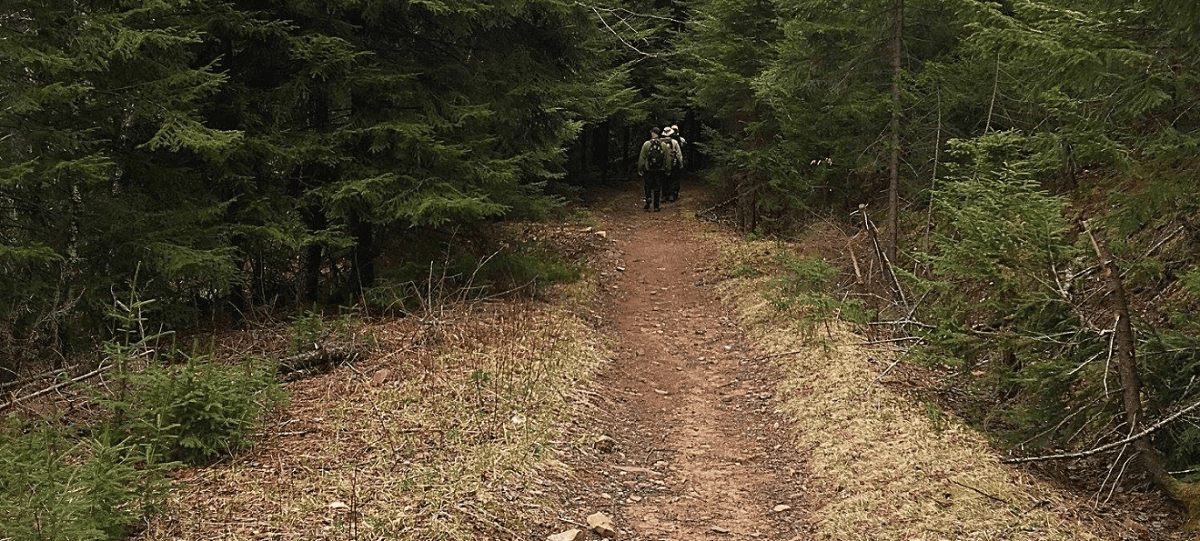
[848,243,864,285]
[863,336,924,345]
[277,343,364,381]
[1002,395,1200,464]
[696,196,737,223]
[0,366,72,391]
[0,363,111,412]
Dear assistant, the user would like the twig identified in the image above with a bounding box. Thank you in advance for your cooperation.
[984,51,1000,134]
[866,319,936,329]
[863,336,924,345]
[873,359,902,382]
[753,349,807,361]
[587,5,656,58]
[848,243,864,285]
[1136,224,1185,263]
[1002,394,1200,464]
[949,479,1017,513]
[858,204,908,306]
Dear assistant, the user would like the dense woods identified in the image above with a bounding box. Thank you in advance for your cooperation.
[6,0,1200,535]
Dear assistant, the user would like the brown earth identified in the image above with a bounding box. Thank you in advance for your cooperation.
[562,182,814,540]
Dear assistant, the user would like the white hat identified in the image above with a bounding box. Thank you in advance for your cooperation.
[662,127,675,137]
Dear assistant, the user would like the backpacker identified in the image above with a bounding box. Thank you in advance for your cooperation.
[646,138,670,172]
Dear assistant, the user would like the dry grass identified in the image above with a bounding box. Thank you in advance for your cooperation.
[138,284,611,540]
[710,236,1116,541]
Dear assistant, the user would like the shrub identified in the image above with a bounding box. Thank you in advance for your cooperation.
[0,420,170,541]
[103,355,286,464]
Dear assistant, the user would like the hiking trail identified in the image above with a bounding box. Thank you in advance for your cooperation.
[571,183,813,540]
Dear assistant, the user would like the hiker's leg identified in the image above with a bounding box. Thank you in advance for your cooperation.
[643,177,652,209]
[652,172,662,210]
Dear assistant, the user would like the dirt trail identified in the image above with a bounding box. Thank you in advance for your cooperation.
[579,183,812,541]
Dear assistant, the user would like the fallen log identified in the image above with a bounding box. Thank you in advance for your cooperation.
[277,343,364,381]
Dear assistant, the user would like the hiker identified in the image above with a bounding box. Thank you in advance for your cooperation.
[638,127,672,211]
[661,125,685,202]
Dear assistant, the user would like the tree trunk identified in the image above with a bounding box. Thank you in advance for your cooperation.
[886,0,903,264]
[1087,221,1200,527]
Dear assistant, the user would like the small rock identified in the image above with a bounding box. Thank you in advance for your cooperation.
[596,230,608,239]
[773,504,791,513]
[370,369,391,386]
[653,389,669,395]
[616,266,626,272]
[547,528,584,541]
[594,435,617,453]
[587,512,618,539]
[710,525,730,534]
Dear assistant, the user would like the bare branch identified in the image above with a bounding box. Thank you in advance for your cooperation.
[1002,395,1200,464]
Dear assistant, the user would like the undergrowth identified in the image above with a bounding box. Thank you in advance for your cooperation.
[0,282,286,540]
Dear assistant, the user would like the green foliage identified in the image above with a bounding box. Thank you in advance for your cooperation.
[289,307,363,353]
[765,251,865,336]
[732,263,760,277]
[1181,268,1200,299]
[477,244,585,289]
[290,309,327,354]
[96,284,285,464]
[366,236,584,314]
[103,354,284,464]
[926,134,1074,292]
[0,420,171,541]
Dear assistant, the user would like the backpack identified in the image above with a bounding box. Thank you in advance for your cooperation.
[646,138,670,172]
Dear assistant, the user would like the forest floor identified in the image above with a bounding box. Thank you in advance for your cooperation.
[132,179,1185,541]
